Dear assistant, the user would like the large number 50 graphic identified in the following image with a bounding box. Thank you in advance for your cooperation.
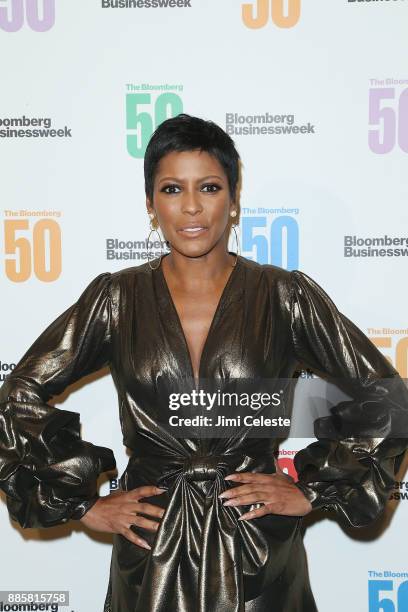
[242,0,301,29]
[0,0,55,32]
[241,215,299,269]
[126,93,183,158]
[4,219,62,282]
[369,88,408,154]
[372,336,408,378]
[369,580,408,611]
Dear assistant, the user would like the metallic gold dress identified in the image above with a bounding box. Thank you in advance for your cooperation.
[1,254,407,612]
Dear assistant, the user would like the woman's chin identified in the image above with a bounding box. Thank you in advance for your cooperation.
[170,239,216,258]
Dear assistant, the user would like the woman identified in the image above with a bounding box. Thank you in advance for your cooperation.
[1,114,407,612]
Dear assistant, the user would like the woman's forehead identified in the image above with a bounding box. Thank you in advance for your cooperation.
[155,150,226,180]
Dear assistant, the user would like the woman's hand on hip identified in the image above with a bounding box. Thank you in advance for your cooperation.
[79,486,167,549]
[218,463,312,520]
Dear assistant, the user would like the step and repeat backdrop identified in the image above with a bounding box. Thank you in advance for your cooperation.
[1,1,407,611]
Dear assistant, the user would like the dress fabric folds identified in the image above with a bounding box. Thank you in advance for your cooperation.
[1,253,407,612]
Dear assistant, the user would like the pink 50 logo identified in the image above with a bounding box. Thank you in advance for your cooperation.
[369,87,408,154]
[0,0,55,32]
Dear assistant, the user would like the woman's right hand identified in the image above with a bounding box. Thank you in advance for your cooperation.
[79,485,167,550]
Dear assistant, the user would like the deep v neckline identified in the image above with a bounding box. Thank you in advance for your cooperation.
[157,252,242,388]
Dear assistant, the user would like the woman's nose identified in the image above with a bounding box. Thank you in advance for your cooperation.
[181,190,203,214]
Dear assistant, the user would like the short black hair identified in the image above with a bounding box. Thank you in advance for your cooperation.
[144,113,240,203]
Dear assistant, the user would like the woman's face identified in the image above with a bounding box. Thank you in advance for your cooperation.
[146,149,237,259]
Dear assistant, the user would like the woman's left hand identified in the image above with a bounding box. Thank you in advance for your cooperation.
[218,461,312,520]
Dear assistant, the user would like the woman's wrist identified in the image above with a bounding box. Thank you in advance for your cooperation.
[294,481,332,512]
[71,493,101,521]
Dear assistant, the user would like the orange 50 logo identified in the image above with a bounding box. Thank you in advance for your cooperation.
[371,335,408,379]
[4,219,62,282]
[242,0,301,29]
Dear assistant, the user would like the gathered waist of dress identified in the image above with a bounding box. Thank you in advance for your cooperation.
[120,449,277,491]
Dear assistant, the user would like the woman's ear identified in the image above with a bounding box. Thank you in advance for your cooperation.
[146,197,154,218]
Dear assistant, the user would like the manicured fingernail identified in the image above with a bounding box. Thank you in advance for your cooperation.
[156,488,166,493]
[238,515,248,521]
[218,492,227,499]
[223,500,233,506]
[224,475,234,480]
[142,542,151,549]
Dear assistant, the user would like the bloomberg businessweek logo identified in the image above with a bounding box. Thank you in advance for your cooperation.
[0,0,55,32]
[349,0,405,3]
[101,0,192,8]
[225,112,316,137]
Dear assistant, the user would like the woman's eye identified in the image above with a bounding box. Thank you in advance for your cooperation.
[161,183,221,194]
[201,183,221,193]
[162,184,181,194]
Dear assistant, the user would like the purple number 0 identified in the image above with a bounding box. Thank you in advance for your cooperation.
[0,0,55,32]
[398,88,408,153]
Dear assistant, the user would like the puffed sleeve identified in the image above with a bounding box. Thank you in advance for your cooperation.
[0,272,116,529]
[290,269,408,527]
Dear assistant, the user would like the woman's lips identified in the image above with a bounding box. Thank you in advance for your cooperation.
[177,227,208,238]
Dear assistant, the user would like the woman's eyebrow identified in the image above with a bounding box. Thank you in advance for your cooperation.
[158,175,224,184]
